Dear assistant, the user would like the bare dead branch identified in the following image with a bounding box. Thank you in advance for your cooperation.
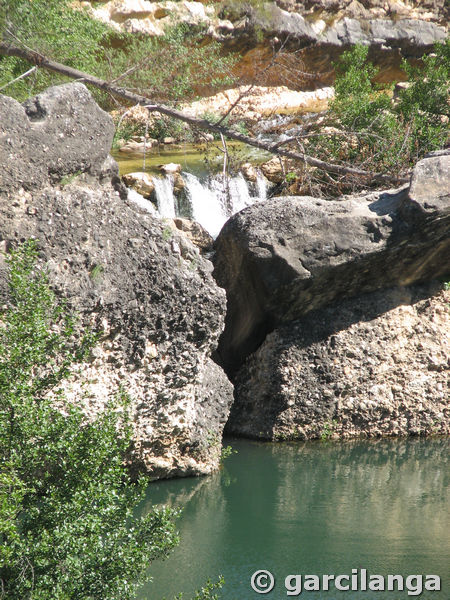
[0,65,38,91]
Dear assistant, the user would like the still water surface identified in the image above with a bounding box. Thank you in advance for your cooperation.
[137,438,449,599]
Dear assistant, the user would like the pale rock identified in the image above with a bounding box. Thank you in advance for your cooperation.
[240,162,258,182]
[122,171,155,198]
[183,86,335,123]
[159,162,182,174]
[172,217,214,251]
[0,84,233,480]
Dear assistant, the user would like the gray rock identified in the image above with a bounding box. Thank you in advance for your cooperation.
[227,282,449,440]
[0,83,115,193]
[213,156,450,374]
[369,18,447,50]
[408,151,450,212]
[0,84,233,479]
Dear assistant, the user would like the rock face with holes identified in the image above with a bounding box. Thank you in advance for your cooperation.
[214,152,450,375]
[226,281,449,440]
[214,151,450,440]
[0,83,233,479]
[0,84,118,194]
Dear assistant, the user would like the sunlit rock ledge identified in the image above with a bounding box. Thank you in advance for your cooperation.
[182,85,335,121]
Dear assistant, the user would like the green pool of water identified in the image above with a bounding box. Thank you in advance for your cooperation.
[112,142,271,178]
[136,437,449,599]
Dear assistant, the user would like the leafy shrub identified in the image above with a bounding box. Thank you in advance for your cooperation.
[112,120,147,150]
[0,241,178,600]
[395,41,450,161]
[302,41,449,194]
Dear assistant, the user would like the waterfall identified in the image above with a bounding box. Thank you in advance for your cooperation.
[183,171,268,238]
[151,170,269,238]
[127,188,158,216]
[182,172,228,239]
[153,175,176,218]
[256,172,268,202]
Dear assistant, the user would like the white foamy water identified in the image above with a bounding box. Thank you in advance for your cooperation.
[146,170,269,237]
[153,175,176,218]
[127,188,158,215]
[182,171,268,238]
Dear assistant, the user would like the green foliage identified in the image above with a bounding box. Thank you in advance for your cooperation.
[0,3,237,108]
[0,0,110,103]
[320,420,338,441]
[304,41,449,193]
[395,40,450,160]
[59,171,82,187]
[111,24,236,105]
[0,241,179,599]
[198,111,249,140]
[332,45,392,129]
[220,446,237,463]
[113,121,147,150]
[89,263,104,281]
[162,225,173,242]
[146,115,193,143]
[285,171,297,184]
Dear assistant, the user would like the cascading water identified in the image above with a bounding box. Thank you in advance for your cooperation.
[152,171,269,238]
[153,175,176,218]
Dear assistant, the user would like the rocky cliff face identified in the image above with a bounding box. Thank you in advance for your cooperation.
[214,151,450,374]
[0,83,233,479]
[226,282,449,440]
[82,0,447,91]
[214,151,449,440]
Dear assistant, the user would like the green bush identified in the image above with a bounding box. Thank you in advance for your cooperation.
[395,41,450,161]
[304,41,449,192]
[0,241,179,600]
[0,0,111,103]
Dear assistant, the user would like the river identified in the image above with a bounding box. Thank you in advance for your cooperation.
[136,437,449,599]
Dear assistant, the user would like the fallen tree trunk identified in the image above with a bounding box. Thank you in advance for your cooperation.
[0,41,409,185]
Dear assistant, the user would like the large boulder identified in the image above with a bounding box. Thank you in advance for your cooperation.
[226,281,449,440]
[213,153,450,375]
[0,83,117,194]
[0,84,233,480]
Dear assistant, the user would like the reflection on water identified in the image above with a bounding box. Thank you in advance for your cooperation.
[112,142,271,178]
[137,438,449,599]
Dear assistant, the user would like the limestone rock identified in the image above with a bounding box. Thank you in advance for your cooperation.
[183,86,334,123]
[172,218,214,251]
[227,282,449,440]
[213,154,450,374]
[88,0,213,35]
[122,171,155,198]
[159,162,182,174]
[119,139,155,153]
[408,151,450,213]
[0,83,115,194]
[223,12,447,88]
[0,84,233,480]
[240,162,258,182]
[260,157,286,183]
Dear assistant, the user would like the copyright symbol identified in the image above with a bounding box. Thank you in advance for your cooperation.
[251,570,275,594]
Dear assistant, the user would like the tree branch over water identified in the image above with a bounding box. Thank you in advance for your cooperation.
[0,41,409,186]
